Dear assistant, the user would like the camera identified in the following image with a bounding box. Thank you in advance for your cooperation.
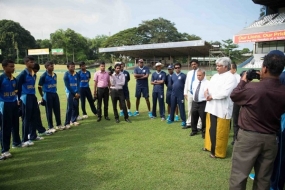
[240,69,260,81]
[108,66,115,75]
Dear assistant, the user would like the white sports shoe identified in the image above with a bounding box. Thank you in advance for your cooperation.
[77,116,83,121]
[2,152,12,158]
[65,125,71,129]
[23,141,34,146]
[82,115,88,119]
[56,125,65,130]
[48,128,57,133]
[70,122,80,126]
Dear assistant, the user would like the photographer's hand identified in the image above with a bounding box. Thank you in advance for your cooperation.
[241,72,248,83]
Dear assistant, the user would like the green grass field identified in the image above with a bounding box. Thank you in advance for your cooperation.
[0,65,254,190]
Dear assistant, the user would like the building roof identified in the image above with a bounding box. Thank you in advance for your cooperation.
[99,40,212,57]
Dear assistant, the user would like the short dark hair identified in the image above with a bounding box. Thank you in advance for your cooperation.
[114,63,121,69]
[190,59,199,65]
[67,61,75,68]
[2,59,14,67]
[79,61,86,67]
[33,63,40,71]
[45,61,54,69]
[174,62,181,68]
[263,54,285,76]
[231,63,237,70]
[100,61,105,66]
[24,56,35,63]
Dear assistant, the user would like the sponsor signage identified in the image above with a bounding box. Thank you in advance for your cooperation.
[51,48,64,55]
[28,48,49,55]
[233,30,285,43]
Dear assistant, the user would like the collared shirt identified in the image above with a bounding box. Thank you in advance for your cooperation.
[110,72,125,90]
[94,71,110,88]
[78,70,91,88]
[122,70,130,90]
[0,73,17,102]
[205,71,237,119]
[233,73,241,83]
[64,71,80,95]
[192,78,209,102]
[16,69,36,104]
[231,78,285,134]
[171,72,186,97]
[134,66,150,88]
[38,71,57,94]
[184,68,198,95]
[151,71,166,92]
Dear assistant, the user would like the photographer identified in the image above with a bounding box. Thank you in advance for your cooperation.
[93,61,110,122]
[109,64,131,123]
[229,50,285,190]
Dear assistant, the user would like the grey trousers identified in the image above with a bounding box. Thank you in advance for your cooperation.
[229,129,278,190]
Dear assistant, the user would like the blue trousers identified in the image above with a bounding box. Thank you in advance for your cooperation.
[80,87,97,115]
[45,92,62,129]
[152,91,165,118]
[21,94,38,142]
[64,93,79,126]
[0,101,21,153]
[170,95,186,122]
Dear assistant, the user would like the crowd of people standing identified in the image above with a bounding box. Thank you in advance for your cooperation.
[0,50,285,189]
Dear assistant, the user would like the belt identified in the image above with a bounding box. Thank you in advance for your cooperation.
[193,101,206,104]
[111,88,122,91]
[240,128,276,135]
[97,87,108,89]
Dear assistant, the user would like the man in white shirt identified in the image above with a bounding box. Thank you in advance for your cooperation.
[203,57,237,158]
[230,63,241,145]
[184,59,201,128]
[110,63,131,123]
[190,69,209,138]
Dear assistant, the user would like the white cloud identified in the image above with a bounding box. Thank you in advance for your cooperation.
[0,0,131,39]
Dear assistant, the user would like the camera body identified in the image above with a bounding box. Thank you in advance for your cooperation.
[240,69,260,81]
[108,66,115,75]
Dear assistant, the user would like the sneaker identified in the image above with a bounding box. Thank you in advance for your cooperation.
[167,120,173,124]
[48,128,57,133]
[82,115,88,119]
[249,173,255,180]
[39,131,52,136]
[166,115,170,121]
[161,117,165,121]
[128,111,133,117]
[56,125,65,131]
[33,136,44,141]
[133,111,139,116]
[119,111,124,117]
[181,121,186,127]
[0,155,6,161]
[148,112,153,118]
[175,115,179,121]
[65,125,71,129]
[2,152,12,158]
[23,140,34,146]
[70,122,80,126]
[12,143,28,148]
[77,116,83,121]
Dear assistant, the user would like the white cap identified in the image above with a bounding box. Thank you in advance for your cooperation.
[155,62,163,67]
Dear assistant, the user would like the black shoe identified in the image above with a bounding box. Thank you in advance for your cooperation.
[231,141,235,145]
[105,116,110,121]
[182,126,189,129]
[190,132,197,136]
[115,119,120,123]
[197,129,202,132]
[97,117,102,122]
[125,119,131,123]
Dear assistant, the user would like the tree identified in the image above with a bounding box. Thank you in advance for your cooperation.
[87,35,109,61]
[222,39,239,58]
[50,28,88,63]
[36,39,51,49]
[137,17,181,43]
[0,19,36,62]
[179,33,201,41]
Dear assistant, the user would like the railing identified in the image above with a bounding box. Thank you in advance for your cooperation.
[237,56,254,68]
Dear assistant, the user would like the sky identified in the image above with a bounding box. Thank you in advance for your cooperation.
[0,0,261,50]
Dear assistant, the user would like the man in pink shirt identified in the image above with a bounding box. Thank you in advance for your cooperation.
[93,62,110,122]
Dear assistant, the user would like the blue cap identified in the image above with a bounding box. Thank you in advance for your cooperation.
[267,50,285,57]
[167,65,174,69]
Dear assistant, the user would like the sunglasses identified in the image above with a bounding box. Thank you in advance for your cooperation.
[174,67,180,69]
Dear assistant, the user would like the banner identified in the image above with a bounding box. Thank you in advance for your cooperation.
[28,48,49,55]
[51,48,64,55]
[233,30,285,43]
